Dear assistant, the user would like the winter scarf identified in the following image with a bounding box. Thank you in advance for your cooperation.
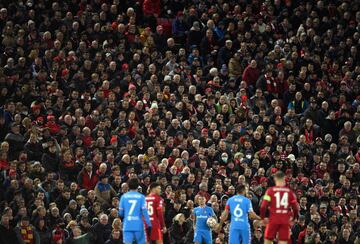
[20,225,34,244]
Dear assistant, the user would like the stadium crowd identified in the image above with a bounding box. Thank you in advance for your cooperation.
[0,0,360,243]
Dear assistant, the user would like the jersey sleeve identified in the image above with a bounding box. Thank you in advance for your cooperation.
[225,199,230,210]
[263,188,272,202]
[142,196,151,227]
[157,197,165,228]
[260,188,271,219]
[247,198,254,213]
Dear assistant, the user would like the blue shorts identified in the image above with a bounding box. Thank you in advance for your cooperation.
[193,230,212,244]
[123,230,146,244]
[229,228,251,244]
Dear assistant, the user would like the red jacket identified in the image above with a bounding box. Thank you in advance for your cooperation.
[45,121,61,135]
[143,0,160,16]
[242,65,260,86]
[77,170,99,191]
[82,135,93,148]
[297,228,310,244]
[0,159,9,171]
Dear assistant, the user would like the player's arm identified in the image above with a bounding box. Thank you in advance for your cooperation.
[249,211,261,220]
[118,196,124,218]
[260,190,271,219]
[247,199,261,220]
[157,199,166,231]
[142,196,152,227]
[219,205,229,228]
[290,191,300,220]
[191,210,196,231]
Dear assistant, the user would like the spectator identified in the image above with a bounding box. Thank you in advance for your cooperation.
[77,162,98,191]
[104,229,122,244]
[94,175,116,208]
[244,60,261,90]
[91,214,112,244]
[14,216,40,244]
[65,226,92,244]
[0,214,20,244]
[4,123,24,160]
[169,213,188,244]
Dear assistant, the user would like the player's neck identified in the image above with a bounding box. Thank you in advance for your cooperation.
[276,183,285,187]
[199,204,206,208]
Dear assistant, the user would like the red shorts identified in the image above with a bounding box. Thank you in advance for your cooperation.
[264,223,290,241]
[149,226,163,241]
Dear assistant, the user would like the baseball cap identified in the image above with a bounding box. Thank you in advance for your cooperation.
[287,154,295,162]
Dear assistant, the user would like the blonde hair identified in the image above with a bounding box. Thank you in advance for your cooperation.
[112,218,121,231]
[66,220,77,229]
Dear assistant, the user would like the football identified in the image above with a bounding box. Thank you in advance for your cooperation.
[206,217,218,228]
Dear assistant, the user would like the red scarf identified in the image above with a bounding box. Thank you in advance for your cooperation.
[20,225,34,244]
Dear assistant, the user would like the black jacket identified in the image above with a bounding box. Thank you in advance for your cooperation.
[104,238,122,244]
[90,222,112,244]
[41,151,60,173]
[0,224,21,244]
[169,222,188,244]
[24,141,43,161]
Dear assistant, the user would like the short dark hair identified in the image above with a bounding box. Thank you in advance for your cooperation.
[274,171,285,180]
[128,178,139,190]
[236,184,246,194]
[149,182,160,191]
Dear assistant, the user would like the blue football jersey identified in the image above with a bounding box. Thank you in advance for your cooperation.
[194,206,215,231]
[119,191,151,231]
[226,195,252,230]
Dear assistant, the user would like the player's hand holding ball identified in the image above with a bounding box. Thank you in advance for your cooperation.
[206,217,218,229]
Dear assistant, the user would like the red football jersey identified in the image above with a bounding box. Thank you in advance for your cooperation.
[260,186,299,224]
[146,193,165,228]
